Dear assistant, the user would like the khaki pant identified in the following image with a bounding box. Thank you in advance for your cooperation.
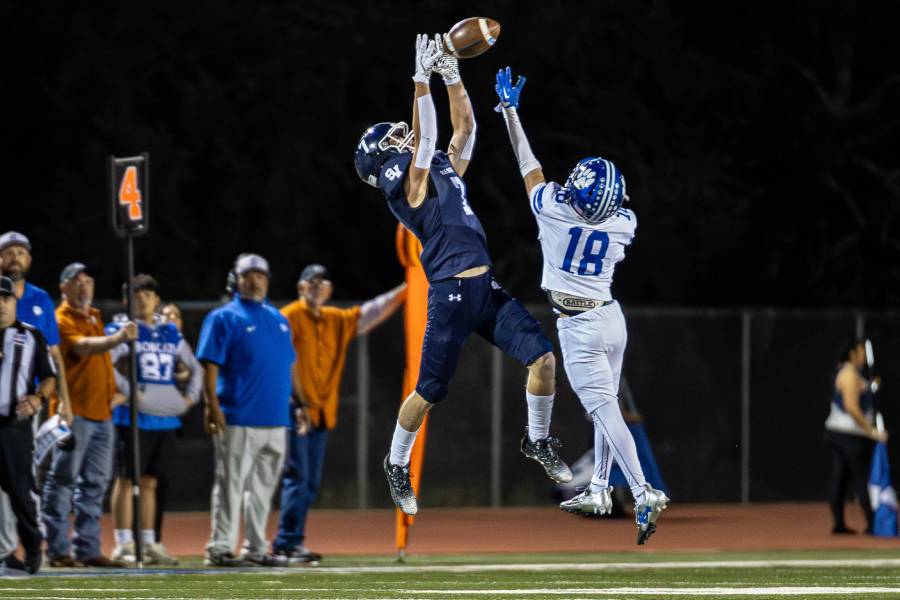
[206,425,286,556]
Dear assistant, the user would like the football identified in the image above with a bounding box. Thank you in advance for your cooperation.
[443,17,501,59]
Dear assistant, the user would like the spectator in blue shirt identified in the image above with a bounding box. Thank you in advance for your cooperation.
[0,231,72,571]
[197,254,299,567]
[106,274,202,566]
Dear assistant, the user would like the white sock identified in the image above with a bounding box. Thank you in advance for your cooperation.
[590,432,611,493]
[141,529,156,545]
[526,392,554,442]
[590,400,646,502]
[115,528,133,546]
[389,421,418,467]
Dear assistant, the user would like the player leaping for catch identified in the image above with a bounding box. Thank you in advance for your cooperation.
[494,66,669,545]
[354,36,572,516]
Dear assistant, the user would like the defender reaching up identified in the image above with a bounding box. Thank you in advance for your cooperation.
[355,35,572,516]
[494,66,669,545]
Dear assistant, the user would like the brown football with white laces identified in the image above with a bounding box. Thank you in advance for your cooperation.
[443,17,501,59]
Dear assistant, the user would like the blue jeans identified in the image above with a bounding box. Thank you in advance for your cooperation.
[274,427,328,550]
[41,416,114,560]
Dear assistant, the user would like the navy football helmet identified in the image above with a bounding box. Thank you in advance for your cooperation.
[560,157,629,224]
[354,122,415,188]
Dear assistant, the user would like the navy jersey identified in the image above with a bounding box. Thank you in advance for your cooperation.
[379,150,492,282]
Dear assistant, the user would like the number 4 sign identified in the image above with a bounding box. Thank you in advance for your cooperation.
[109,153,149,236]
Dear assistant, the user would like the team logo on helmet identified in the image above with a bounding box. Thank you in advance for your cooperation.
[562,157,628,224]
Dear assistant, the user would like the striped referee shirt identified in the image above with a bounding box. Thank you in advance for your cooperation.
[0,321,55,424]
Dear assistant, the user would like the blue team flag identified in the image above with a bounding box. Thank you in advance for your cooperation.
[868,441,898,537]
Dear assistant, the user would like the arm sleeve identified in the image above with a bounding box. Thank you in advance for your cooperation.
[196,311,229,366]
[501,106,541,178]
[178,339,204,403]
[414,94,438,169]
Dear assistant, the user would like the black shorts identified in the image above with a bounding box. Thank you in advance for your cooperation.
[416,272,553,403]
[115,426,176,480]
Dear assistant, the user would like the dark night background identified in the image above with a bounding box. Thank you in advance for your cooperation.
[5,0,900,305]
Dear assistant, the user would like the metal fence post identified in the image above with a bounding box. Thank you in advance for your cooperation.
[357,334,370,509]
[740,311,751,504]
[491,346,503,507]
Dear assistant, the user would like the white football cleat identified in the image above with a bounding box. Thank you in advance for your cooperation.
[559,487,613,517]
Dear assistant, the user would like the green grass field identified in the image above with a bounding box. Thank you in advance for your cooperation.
[3,550,900,599]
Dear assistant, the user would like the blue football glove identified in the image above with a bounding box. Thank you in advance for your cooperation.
[494,66,526,112]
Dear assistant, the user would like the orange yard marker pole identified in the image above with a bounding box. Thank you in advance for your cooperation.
[394,224,429,559]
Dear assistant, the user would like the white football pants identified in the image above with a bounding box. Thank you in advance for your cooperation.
[556,301,647,501]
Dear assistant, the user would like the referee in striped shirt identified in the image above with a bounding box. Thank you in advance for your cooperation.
[0,275,56,574]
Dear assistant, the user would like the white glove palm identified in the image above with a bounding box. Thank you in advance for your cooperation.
[413,33,442,84]
[432,34,460,85]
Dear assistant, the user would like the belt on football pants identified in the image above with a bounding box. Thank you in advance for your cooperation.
[547,290,613,316]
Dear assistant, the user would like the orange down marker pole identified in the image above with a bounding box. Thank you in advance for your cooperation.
[394,223,429,556]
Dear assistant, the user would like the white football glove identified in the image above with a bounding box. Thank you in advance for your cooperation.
[432,34,460,85]
[413,33,442,84]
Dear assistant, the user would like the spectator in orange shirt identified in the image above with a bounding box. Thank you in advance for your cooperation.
[273,264,405,563]
[41,263,136,568]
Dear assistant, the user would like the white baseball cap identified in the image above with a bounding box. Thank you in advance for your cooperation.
[234,253,270,277]
[0,231,31,253]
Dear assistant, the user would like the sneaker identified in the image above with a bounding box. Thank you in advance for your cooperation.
[520,428,573,483]
[81,554,127,568]
[635,484,670,545]
[111,541,136,564]
[2,553,26,572]
[560,487,613,517]
[273,545,322,565]
[23,552,41,575]
[145,542,178,566]
[241,551,288,567]
[383,454,418,515]
[48,555,82,568]
[204,550,250,567]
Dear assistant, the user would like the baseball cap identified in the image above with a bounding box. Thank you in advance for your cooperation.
[234,254,270,277]
[59,262,89,284]
[0,231,31,253]
[299,264,329,283]
[0,276,14,297]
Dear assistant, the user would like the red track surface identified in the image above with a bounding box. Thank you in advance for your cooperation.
[96,503,899,557]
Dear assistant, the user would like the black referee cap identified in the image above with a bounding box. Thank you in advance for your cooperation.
[0,276,14,297]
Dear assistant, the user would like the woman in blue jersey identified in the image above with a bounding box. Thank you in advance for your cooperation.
[824,338,887,534]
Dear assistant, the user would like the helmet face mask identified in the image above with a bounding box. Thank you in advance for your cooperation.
[355,121,415,188]
[379,121,415,154]
[561,157,629,224]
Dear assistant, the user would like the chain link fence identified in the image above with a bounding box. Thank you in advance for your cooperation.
[97,301,899,509]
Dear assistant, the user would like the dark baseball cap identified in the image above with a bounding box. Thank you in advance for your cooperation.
[299,264,329,283]
[59,262,89,283]
[0,276,14,297]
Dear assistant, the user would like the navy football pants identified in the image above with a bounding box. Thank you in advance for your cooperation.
[416,272,552,403]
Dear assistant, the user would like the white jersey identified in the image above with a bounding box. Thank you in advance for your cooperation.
[529,181,636,301]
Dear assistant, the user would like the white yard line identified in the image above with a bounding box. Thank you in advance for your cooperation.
[281,558,900,574]
[399,587,900,596]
